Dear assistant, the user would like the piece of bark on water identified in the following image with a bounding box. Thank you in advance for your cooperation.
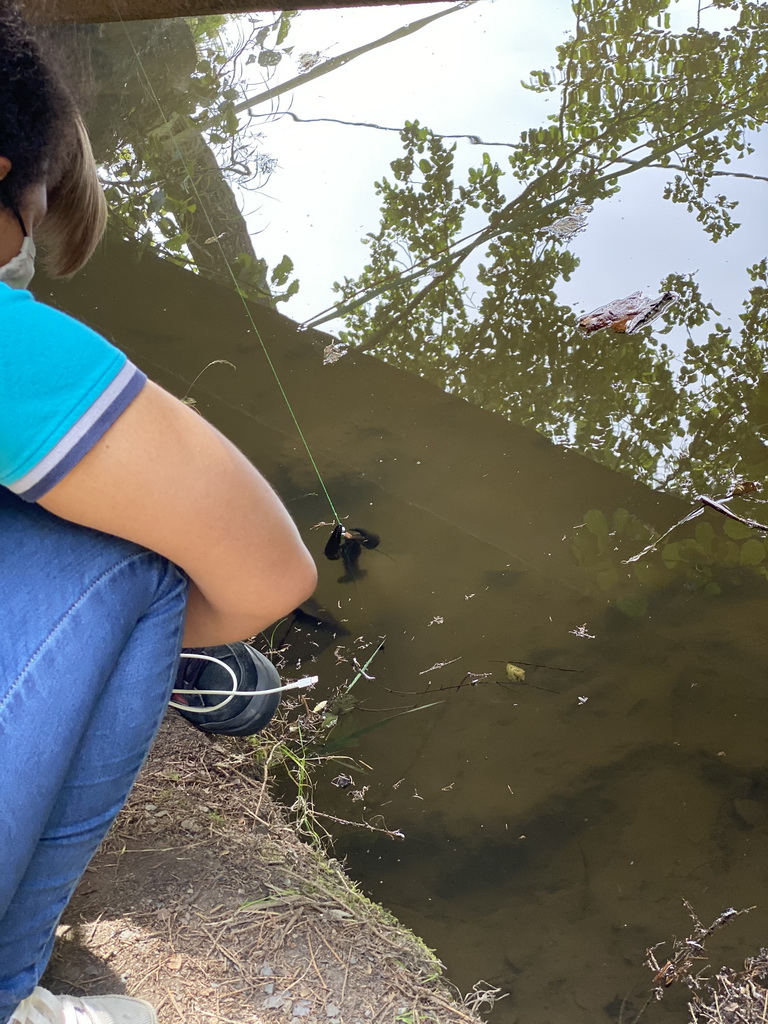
[578,290,679,335]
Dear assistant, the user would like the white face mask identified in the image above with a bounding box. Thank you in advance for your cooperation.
[0,235,36,291]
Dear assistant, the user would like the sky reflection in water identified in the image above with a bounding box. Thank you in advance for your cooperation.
[70,3,768,1020]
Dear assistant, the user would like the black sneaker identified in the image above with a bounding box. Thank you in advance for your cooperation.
[170,642,281,736]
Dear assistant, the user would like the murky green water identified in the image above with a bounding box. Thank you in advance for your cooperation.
[41,2,768,1020]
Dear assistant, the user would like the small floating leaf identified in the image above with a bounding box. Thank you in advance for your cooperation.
[505,663,526,683]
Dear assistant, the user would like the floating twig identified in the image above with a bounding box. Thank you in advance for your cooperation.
[623,485,767,564]
[418,656,462,675]
[500,677,561,695]
[698,495,768,532]
[623,505,705,563]
[346,637,386,691]
[181,359,236,404]
[375,671,493,697]
[309,809,405,841]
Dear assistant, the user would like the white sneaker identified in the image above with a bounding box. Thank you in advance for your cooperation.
[10,986,158,1024]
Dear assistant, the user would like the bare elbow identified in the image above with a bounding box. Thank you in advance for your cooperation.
[287,553,318,610]
[183,552,318,648]
[249,550,318,630]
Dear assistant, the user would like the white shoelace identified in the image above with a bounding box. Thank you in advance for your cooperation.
[11,987,108,1024]
[168,651,317,714]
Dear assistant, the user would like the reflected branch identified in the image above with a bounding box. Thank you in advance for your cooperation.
[271,109,516,148]
[156,1,479,147]
[614,156,768,184]
[339,96,768,342]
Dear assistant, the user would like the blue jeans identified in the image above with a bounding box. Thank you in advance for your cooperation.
[0,488,188,1022]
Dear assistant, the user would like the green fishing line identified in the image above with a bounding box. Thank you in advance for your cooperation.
[120,20,343,527]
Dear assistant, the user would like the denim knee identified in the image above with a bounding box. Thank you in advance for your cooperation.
[0,488,188,1015]
[0,487,183,684]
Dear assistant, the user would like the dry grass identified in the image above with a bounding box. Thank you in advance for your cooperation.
[689,955,768,1024]
[44,715,488,1024]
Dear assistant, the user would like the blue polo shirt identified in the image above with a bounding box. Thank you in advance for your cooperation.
[0,284,146,501]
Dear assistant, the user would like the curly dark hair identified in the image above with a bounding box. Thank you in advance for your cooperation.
[0,1,75,211]
[0,1,107,275]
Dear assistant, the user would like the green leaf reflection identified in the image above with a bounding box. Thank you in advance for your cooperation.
[334,0,768,498]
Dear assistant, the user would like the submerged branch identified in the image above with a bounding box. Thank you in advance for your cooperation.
[310,809,405,841]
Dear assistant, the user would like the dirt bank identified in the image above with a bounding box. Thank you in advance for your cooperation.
[44,714,489,1024]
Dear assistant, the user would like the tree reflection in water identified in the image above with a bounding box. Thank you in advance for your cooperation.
[329,0,768,504]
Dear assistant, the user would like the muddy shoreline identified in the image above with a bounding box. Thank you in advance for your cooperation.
[45,714,489,1024]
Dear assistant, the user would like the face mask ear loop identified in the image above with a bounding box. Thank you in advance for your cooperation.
[12,208,27,238]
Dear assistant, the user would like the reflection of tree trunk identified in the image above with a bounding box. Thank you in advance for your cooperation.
[31,0,437,25]
[42,19,274,306]
[171,130,272,305]
[40,3,475,310]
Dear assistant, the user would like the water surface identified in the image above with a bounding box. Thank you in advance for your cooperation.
[43,3,768,1020]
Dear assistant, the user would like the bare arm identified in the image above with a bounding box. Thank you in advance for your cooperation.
[38,380,318,646]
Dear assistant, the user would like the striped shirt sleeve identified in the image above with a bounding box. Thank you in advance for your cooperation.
[0,285,146,502]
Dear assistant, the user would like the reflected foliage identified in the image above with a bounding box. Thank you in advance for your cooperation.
[58,5,462,308]
[52,13,299,305]
[335,0,768,497]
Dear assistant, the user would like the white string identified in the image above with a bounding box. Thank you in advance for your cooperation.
[168,651,317,714]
